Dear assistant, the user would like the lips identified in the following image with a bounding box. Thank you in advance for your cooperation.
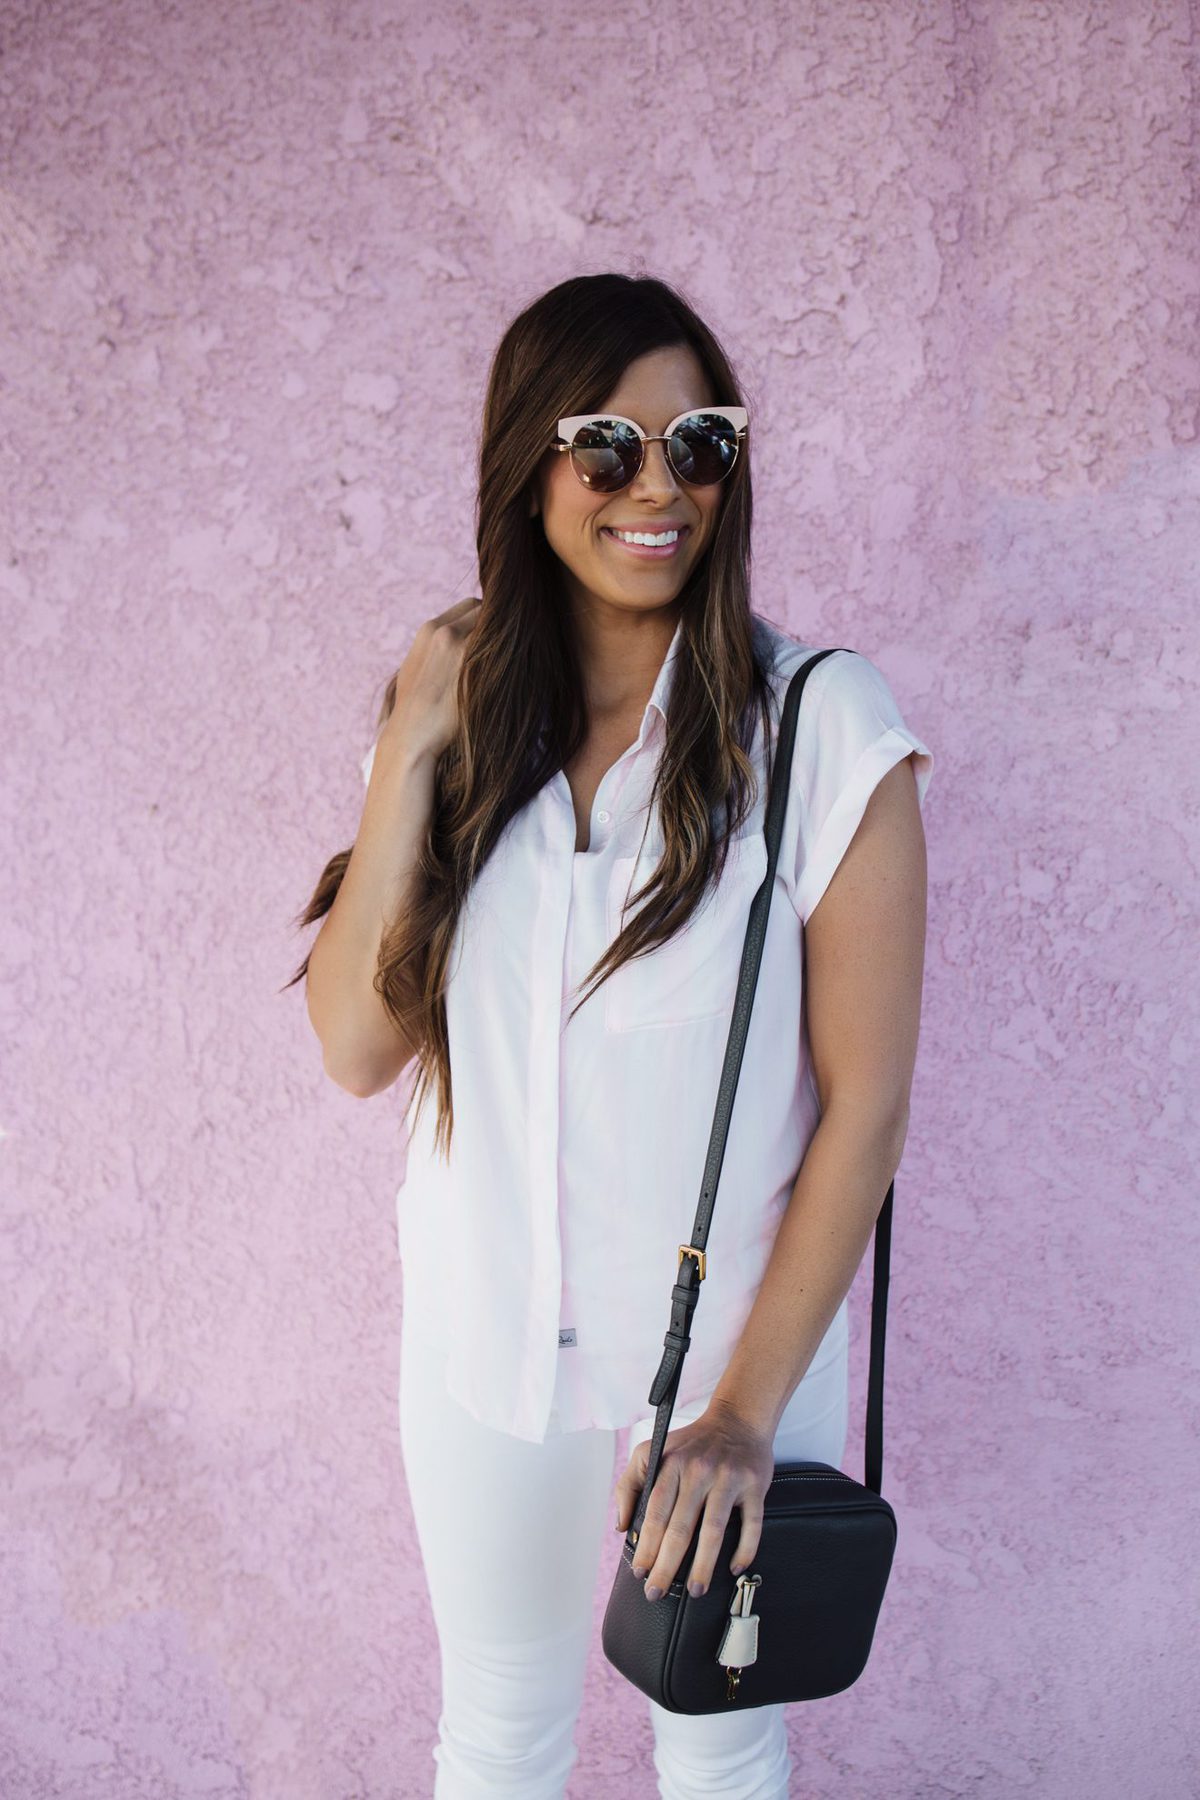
[601,525,690,563]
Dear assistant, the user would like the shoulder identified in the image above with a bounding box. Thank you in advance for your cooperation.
[751,610,935,830]
[751,612,893,729]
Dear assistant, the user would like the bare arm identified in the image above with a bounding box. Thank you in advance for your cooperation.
[709,753,929,1435]
[306,730,438,1097]
[306,596,482,1098]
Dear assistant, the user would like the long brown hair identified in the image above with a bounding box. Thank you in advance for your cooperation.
[286,273,780,1158]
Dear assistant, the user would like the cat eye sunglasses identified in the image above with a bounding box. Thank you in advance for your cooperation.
[551,407,748,493]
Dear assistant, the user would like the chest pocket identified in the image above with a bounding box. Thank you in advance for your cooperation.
[603,832,770,1033]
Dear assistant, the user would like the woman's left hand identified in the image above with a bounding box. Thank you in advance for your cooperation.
[613,1400,775,1600]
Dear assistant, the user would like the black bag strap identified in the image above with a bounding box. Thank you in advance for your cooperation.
[628,647,893,1545]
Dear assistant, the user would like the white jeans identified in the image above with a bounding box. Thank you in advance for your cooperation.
[397,1304,850,1799]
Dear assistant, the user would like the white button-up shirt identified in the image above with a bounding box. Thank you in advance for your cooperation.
[361,613,934,1443]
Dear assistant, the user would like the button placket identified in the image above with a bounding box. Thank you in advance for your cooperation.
[590,739,641,849]
[521,801,575,1438]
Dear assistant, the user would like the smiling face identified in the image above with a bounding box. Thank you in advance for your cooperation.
[530,343,727,622]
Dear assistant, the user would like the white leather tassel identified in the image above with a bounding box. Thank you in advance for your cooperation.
[716,1573,762,1671]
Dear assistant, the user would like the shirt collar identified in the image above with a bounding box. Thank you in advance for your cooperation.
[639,612,686,744]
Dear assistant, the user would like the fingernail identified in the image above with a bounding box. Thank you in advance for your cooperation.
[645,1584,662,1602]
[688,1580,706,1598]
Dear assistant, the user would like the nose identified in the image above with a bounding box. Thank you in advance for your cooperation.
[626,436,680,500]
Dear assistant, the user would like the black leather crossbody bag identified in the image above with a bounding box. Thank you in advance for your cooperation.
[601,647,899,1714]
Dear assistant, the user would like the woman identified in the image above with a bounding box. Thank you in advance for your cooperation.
[292,273,935,1799]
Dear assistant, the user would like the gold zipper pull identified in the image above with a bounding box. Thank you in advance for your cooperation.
[716,1573,762,1700]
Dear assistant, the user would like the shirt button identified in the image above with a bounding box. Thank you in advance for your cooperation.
[597,810,611,823]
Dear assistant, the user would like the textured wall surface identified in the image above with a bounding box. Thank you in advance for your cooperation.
[2,2,1197,1796]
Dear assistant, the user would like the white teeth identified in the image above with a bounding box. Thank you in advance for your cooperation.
[610,528,680,546]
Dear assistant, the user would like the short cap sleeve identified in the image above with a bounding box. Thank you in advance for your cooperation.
[783,650,935,925]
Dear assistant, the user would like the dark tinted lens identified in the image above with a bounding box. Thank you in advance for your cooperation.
[667,413,740,485]
[569,419,642,491]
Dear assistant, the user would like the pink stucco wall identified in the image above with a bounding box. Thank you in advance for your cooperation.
[3,2,1197,1795]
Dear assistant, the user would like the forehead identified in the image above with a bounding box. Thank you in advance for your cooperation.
[600,344,715,420]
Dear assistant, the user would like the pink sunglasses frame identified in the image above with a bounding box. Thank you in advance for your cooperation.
[551,407,749,489]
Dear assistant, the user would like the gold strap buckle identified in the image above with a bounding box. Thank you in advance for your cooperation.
[678,1244,706,1281]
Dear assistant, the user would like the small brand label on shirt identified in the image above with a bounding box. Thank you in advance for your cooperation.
[558,1327,578,1348]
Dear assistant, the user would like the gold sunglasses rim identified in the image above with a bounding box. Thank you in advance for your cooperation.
[550,408,748,487]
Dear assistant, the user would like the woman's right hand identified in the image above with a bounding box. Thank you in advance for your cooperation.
[378,595,483,765]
